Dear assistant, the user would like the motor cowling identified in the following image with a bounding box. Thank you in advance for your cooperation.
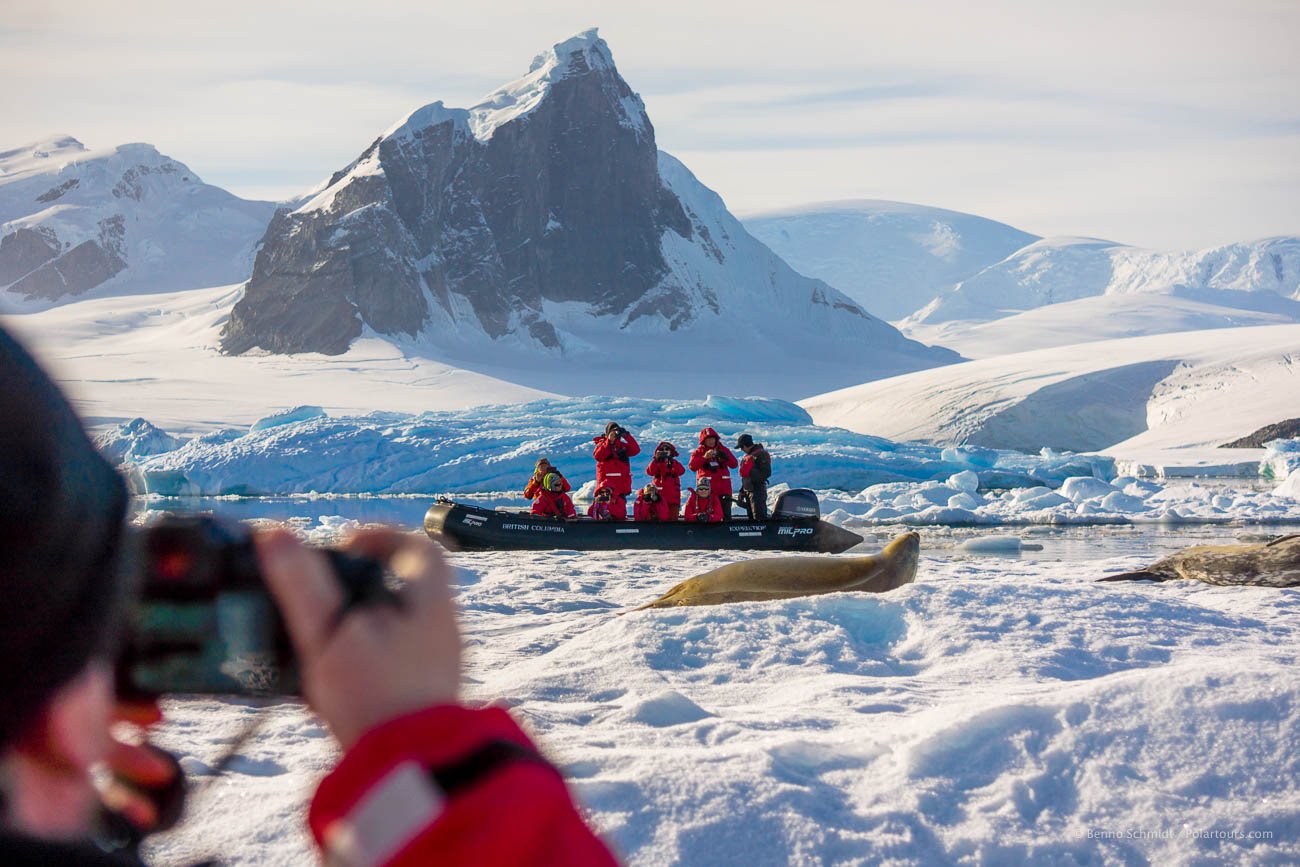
[772,488,820,520]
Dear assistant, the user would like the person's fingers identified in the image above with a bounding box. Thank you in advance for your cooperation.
[256,529,343,659]
[106,740,176,787]
[100,781,159,830]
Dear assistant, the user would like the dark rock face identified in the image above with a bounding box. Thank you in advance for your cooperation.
[223,36,689,356]
[1221,419,1300,448]
[0,227,61,284]
[6,218,126,300]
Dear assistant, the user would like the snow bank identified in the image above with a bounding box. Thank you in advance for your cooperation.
[1262,438,1300,481]
[145,549,1300,865]
[113,396,1114,497]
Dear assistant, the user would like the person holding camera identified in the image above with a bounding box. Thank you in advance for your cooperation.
[586,485,626,521]
[523,457,569,500]
[736,434,772,520]
[688,427,738,520]
[683,478,724,523]
[0,324,616,866]
[632,485,670,522]
[644,441,685,518]
[592,422,640,514]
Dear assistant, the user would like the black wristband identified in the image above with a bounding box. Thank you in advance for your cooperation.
[429,739,555,795]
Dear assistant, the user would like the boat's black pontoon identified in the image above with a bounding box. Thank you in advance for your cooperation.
[424,489,863,553]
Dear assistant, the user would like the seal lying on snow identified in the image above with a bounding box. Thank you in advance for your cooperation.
[633,531,920,610]
[1098,534,1300,588]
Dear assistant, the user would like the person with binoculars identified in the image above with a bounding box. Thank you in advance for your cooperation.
[688,427,739,520]
[0,324,616,865]
[591,422,640,515]
[644,441,685,518]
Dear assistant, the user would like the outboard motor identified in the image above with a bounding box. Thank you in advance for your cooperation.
[772,488,820,520]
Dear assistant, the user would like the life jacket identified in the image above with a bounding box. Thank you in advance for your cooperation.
[531,489,576,518]
[740,444,772,484]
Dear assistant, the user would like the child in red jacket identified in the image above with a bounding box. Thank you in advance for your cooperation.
[683,477,724,523]
[645,440,685,518]
[587,484,627,520]
[524,457,569,500]
[689,427,738,519]
[531,473,576,519]
[633,484,671,521]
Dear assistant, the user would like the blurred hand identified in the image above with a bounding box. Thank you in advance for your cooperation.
[99,701,182,833]
[257,529,462,749]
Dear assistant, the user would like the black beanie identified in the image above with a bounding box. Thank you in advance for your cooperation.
[0,323,130,750]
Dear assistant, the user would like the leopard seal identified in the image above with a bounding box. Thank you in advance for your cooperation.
[1098,534,1300,588]
[633,531,920,610]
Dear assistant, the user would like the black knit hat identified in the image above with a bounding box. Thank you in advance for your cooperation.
[0,324,130,749]
[736,433,754,450]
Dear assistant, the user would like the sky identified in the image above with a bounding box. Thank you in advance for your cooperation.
[2,0,1298,250]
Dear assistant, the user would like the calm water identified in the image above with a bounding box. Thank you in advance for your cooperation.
[131,494,1300,563]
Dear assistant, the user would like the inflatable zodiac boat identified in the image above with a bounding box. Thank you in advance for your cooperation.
[424,489,863,553]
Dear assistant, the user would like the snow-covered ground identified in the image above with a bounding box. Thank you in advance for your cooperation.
[2,285,551,433]
[142,527,1300,866]
[901,291,1300,360]
[801,324,1300,455]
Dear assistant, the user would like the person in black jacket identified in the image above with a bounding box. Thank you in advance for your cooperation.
[736,433,772,520]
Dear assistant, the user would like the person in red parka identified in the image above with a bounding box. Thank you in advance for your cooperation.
[593,422,640,512]
[683,477,724,523]
[524,457,570,500]
[531,473,577,519]
[633,484,671,521]
[645,440,686,518]
[587,484,627,521]
[689,427,738,520]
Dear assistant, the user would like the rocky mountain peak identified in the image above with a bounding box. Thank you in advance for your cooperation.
[219,31,957,396]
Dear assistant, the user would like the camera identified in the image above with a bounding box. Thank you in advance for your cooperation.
[116,514,395,698]
[655,448,670,460]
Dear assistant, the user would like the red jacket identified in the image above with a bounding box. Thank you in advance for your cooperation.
[309,705,618,866]
[645,441,686,506]
[524,471,569,500]
[683,489,724,522]
[531,489,576,518]
[587,495,627,521]
[633,494,671,521]
[592,432,640,497]
[688,428,737,498]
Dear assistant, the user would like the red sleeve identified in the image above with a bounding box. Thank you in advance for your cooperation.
[687,449,705,472]
[683,494,697,520]
[632,500,647,520]
[622,434,640,457]
[559,473,572,493]
[309,706,618,867]
[593,440,612,461]
[524,477,541,499]
[671,461,685,478]
[611,498,627,520]
[562,495,577,518]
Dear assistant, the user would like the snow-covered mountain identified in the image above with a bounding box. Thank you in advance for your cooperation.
[800,323,1300,454]
[904,235,1300,329]
[221,30,957,397]
[0,136,275,308]
[742,200,1039,320]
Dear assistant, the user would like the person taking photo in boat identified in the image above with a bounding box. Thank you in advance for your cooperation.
[633,485,671,522]
[586,485,627,521]
[736,434,772,520]
[689,427,738,520]
[645,441,686,518]
[593,422,640,513]
[530,472,578,520]
[523,457,569,500]
[683,477,724,523]
[0,324,616,866]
